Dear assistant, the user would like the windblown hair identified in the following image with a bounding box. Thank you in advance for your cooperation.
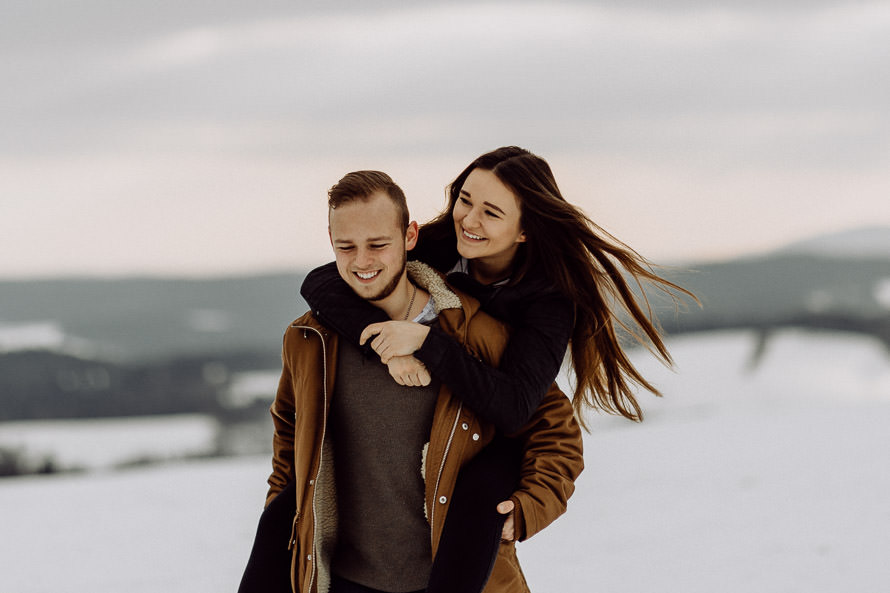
[328,170,409,232]
[420,146,696,428]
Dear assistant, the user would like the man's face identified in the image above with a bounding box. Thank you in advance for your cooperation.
[329,191,417,302]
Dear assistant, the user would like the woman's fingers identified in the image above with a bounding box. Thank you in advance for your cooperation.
[386,356,430,387]
[359,322,384,345]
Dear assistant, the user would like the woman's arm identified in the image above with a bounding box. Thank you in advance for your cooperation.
[300,261,390,348]
[302,262,574,433]
[416,290,574,434]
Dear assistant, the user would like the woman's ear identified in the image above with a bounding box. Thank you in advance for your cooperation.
[516,230,527,243]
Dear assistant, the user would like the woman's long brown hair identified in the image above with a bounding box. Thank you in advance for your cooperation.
[419,146,696,429]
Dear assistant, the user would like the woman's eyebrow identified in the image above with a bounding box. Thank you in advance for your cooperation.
[482,201,506,215]
[460,189,506,214]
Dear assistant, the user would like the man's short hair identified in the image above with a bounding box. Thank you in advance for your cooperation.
[328,170,409,232]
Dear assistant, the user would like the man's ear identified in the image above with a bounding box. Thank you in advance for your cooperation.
[405,221,419,251]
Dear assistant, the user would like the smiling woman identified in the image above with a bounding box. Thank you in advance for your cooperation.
[452,169,527,284]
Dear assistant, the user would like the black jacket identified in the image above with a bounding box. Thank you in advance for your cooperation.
[300,258,574,434]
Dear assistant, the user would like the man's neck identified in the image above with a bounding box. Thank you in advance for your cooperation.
[375,276,430,321]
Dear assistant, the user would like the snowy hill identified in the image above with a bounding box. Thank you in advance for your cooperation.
[779,226,890,258]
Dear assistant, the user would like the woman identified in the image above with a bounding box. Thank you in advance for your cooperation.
[300,146,692,592]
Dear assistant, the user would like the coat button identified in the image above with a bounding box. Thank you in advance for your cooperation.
[309,479,314,486]
[306,554,312,561]
[438,496,447,504]
[461,422,469,430]
[472,433,480,441]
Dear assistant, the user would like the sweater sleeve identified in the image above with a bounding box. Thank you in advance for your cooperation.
[415,290,574,434]
[300,261,390,349]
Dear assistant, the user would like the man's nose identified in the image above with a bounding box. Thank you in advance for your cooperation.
[355,247,374,268]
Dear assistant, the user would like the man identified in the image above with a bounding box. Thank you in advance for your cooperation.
[263,171,582,593]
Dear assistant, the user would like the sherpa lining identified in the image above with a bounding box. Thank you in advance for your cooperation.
[407,261,462,312]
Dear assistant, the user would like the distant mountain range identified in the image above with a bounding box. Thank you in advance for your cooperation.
[656,227,890,335]
[1,226,888,422]
[778,226,890,258]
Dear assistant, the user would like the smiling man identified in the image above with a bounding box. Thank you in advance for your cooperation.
[258,170,583,593]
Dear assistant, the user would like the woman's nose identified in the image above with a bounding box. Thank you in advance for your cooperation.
[463,207,480,229]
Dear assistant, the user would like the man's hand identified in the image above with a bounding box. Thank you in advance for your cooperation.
[497,500,515,541]
[360,321,430,363]
[386,355,432,387]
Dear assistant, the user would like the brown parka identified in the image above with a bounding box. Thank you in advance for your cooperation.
[266,262,584,593]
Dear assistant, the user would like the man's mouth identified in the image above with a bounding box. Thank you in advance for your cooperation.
[354,270,380,281]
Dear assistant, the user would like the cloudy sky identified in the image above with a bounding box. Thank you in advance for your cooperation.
[3,0,888,278]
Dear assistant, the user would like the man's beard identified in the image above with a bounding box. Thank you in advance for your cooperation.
[365,252,407,302]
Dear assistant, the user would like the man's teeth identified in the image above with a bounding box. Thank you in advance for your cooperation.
[463,230,484,240]
[356,271,379,280]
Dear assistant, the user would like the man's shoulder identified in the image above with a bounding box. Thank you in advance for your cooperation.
[281,311,330,347]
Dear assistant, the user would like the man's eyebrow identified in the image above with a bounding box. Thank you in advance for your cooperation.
[333,236,392,245]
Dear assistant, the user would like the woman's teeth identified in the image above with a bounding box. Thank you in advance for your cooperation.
[463,230,484,240]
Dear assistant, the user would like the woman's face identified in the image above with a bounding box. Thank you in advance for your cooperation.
[452,168,526,275]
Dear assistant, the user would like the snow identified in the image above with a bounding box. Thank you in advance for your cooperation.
[2,329,890,592]
[876,277,890,310]
[186,308,234,333]
[220,369,282,409]
[0,415,219,472]
[0,321,95,356]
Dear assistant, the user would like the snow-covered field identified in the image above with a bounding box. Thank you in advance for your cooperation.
[0,414,219,472]
[2,329,889,592]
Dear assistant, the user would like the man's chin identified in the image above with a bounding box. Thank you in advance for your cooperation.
[347,281,386,302]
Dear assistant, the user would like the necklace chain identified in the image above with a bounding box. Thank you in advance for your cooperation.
[402,283,417,320]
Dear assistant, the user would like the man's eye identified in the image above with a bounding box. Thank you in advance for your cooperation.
[337,246,354,252]
[370,244,387,250]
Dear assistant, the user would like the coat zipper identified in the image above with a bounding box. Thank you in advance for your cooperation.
[429,402,462,545]
[294,325,329,593]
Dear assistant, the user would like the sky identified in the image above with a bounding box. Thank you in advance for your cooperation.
[2,0,888,278]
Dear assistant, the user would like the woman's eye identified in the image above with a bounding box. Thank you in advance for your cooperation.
[485,210,500,219]
[458,197,471,206]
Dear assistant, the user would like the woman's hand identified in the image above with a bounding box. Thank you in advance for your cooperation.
[386,355,432,387]
[497,500,515,541]
[360,321,430,363]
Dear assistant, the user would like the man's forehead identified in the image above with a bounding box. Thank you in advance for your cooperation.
[329,193,402,239]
